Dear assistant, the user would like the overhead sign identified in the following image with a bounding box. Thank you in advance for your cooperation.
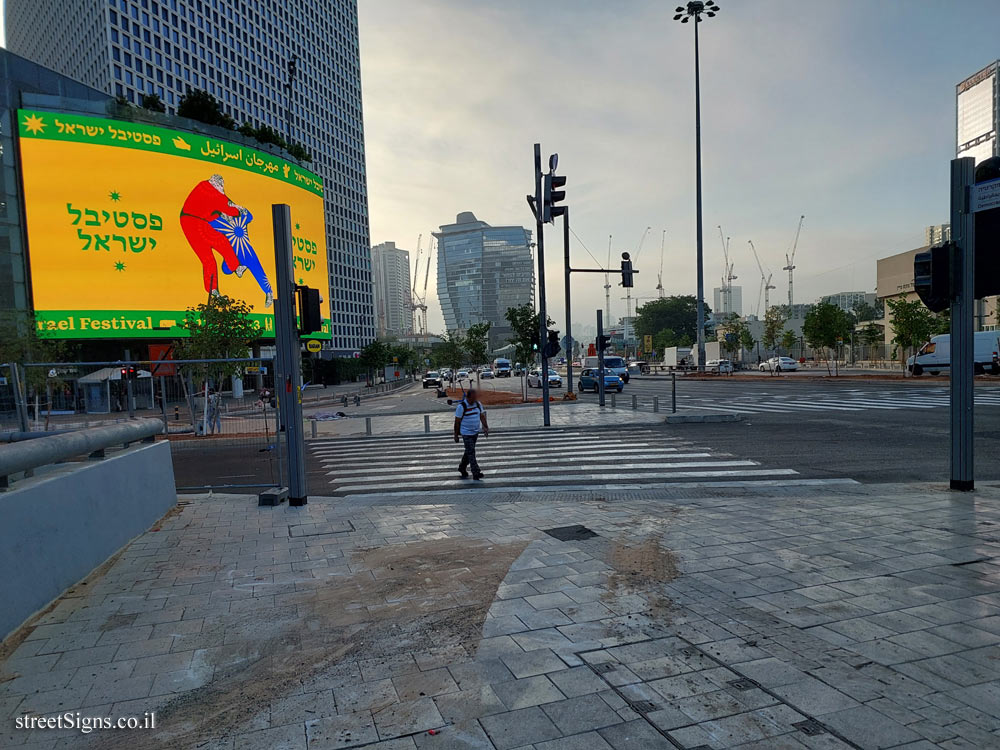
[643,334,652,352]
[18,109,330,339]
[972,176,1000,213]
[306,339,321,353]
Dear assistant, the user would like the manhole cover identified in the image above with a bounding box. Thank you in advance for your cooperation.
[793,719,827,737]
[542,524,599,541]
[592,662,617,674]
[727,678,757,691]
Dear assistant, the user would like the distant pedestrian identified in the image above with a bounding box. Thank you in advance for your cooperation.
[207,389,223,434]
[454,388,488,480]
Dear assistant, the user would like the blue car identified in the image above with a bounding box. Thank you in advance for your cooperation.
[577,368,624,393]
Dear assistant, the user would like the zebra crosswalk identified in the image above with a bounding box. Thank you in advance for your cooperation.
[682,387,1000,416]
[309,428,855,498]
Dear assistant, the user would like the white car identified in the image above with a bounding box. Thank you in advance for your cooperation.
[456,370,470,380]
[759,356,799,372]
[527,369,562,388]
[706,359,734,374]
[481,369,495,379]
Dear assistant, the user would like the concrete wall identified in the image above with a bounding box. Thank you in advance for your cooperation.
[0,441,176,640]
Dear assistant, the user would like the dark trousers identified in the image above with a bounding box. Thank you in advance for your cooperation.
[459,434,481,474]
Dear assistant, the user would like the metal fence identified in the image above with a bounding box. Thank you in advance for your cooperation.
[10,358,287,491]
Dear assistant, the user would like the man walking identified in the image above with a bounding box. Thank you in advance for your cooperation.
[454,389,488,480]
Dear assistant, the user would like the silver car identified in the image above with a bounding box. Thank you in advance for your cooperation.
[527,369,562,388]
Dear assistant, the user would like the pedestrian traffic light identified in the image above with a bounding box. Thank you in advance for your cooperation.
[621,252,634,288]
[530,329,541,354]
[296,285,323,335]
[542,154,566,224]
[913,242,955,313]
[597,334,611,352]
[119,364,137,380]
[543,330,561,358]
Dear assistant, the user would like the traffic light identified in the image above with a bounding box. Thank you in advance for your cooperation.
[296,285,323,335]
[621,252,634,288]
[542,154,566,223]
[530,329,541,354]
[120,364,137,380]
[597,334,611,353]
[543,330,561,358]
[975,156,1000,300]
[913,242,955,313]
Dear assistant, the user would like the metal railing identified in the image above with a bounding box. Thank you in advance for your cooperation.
[0,418,162,489]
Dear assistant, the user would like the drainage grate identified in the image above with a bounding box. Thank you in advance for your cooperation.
[632,700,660,714]
[592,662,618,674]
[793,719,827,737]
[542,524,599,541]
[288,521,354,537]
[727,678,758,691]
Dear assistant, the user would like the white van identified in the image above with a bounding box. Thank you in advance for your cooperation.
[582,355,629,382]
[907,332,1000,375]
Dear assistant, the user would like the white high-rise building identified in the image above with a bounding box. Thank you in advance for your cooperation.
[712,286,742,317]
[371,242,412,337]
[925,224,951,246]
[5,0,374,356]
[957,62,997,164]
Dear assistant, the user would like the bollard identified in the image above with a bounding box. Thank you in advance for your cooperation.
[653,396,659,413]
[365,417,372,436]
[672,372,677,413]
[631,394,637,410]
[610,394,616,408]
[424,414,430,433]
[311,419,317,438]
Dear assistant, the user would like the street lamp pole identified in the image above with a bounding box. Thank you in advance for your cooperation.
[674,1,719,373]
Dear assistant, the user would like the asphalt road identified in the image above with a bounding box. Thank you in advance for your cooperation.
[171,372,1000,490]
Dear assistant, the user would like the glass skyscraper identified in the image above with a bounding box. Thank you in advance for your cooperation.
[957,61,997,165]
[5,0,374,355]
[434,212,534,349]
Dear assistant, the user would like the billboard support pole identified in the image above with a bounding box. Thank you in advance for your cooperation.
[272,204,308,505]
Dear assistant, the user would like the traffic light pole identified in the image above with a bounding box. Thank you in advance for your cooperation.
[273,203,308,505]
[534,144,552,427]
[597,309,606,407]
[950,158,975,491]
[563,207,574,395]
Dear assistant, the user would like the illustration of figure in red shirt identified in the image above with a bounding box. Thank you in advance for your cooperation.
[180,174,248,295]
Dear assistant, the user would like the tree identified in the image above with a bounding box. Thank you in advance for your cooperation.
[634,296,710,344]
[739,327,756,362]
[762,307,786,354]
[802,302,852,375]
[860,322,883,360]
[652,328,677,354]
[851,300,879,323]
[359,340,392,382]
[141,93,166,113]
[505,303,552,400]
[177,88,235,129]
[173,294,259,432]
[886,298,936,375]
[464,322,492,387]
[780,328,798,355]
[0,311,76,428]
[435,331,466,374]
[718,314,744,361]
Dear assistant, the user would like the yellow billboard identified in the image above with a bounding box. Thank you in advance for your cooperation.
[18,108,329,339]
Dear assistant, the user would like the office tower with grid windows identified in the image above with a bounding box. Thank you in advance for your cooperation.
[957,62,998,164]
[371,241,412,337]
[434,211,534,350]
[5,0,374,355]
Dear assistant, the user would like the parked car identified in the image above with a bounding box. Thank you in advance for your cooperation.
[706,359,734,374]
[759,356,799,372]
[481,369,495,379]
[513,363,526,376]
[527,369,562,388]
[456,369,470,380]
[577,368,624,393]
[421,371,442,389]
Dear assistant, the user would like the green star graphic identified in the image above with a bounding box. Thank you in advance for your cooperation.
[295,223,300,230]
[297,278,304,285]
[114,261,126,272]
[109,190,121,202]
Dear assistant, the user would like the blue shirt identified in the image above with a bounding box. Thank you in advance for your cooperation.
[455,398,485,435]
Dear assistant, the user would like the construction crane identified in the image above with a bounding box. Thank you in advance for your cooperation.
[656,230,666,298]
[410,234,433,343]
[604,235,613,324]
[783,215,805,309]
[748,240,775,317]
[717,226,737,315]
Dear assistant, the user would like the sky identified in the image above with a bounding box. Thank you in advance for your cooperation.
[358,0,1000,334]
[3,3,999,336]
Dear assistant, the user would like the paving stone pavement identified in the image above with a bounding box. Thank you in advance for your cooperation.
[2,482,1000,749]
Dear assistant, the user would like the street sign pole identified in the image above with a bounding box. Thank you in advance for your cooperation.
[950,157,975,491]
[597,309,606,407]
[273,203,308,505]
[563,206,574,395]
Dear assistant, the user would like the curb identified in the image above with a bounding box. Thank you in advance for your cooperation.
[663,413,743,424]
